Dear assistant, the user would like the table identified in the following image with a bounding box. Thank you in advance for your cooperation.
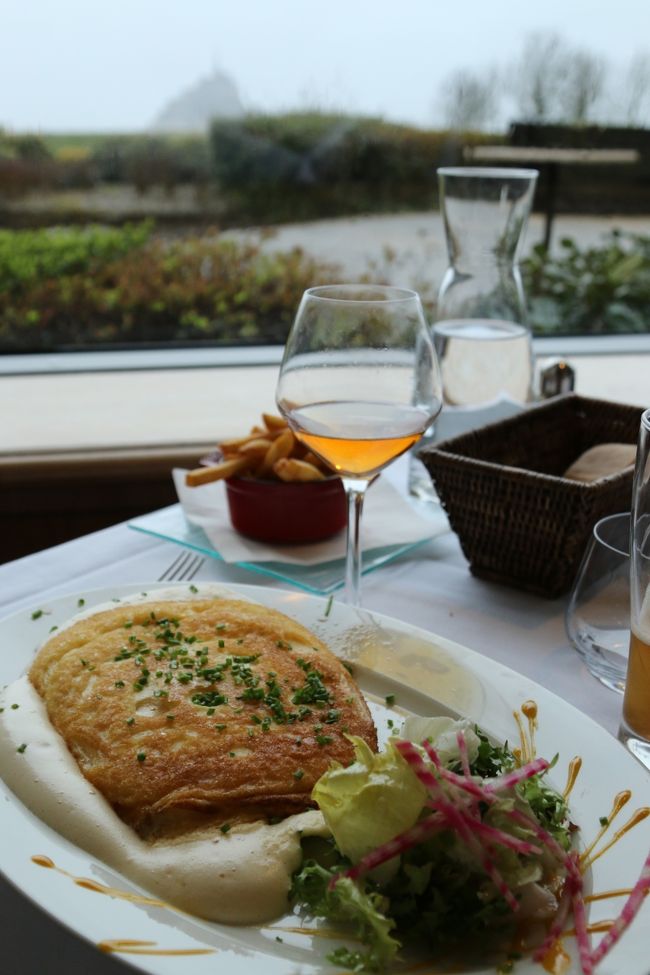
[463,145,641,249]
[0,459,627,974]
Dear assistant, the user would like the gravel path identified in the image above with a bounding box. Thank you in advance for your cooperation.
[6,183,649,286]
[224,211,650,287]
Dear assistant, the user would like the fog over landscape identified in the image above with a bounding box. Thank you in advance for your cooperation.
[2,0,649,132]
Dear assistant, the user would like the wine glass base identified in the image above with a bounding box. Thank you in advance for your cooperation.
[618,720,650,772]
[407,455,440,504]
[574,643,627,695]
[595,673,625,695]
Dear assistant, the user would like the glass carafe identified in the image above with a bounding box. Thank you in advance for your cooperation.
[409,166,538,501]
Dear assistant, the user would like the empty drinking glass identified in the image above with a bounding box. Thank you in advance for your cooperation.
[565,512,630,693]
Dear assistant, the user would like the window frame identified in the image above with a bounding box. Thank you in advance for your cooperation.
[1,334,650,377]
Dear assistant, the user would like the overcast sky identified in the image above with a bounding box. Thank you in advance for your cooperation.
[2,0,649,132]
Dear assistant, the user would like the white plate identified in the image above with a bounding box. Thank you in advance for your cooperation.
[1,582,649,975]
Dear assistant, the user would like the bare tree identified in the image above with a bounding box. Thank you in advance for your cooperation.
[514,32,569,121]
[438,68,500,131]
[440,31,638,130]
[513,31,607,123]
[622,52,650,125]
[560,51,607,123]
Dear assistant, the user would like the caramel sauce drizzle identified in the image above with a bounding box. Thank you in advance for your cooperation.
[538,900,645,973]
[513,702,649,973]
[32,855,172,911]
[74,877,174,909]
[513,700,538,765]
[583,807,650,869]
[541,918,616,972]
[584,887,634,903]
[579,790,631,866]
[521,699,538,758]
[541,939,571,974]
[562,757,582,800]
[98,939,214,957]
[31,854,215,957]
[565,920,615,936]
[578,790,650,873]
[512,712,529,765]
[586,921,614,935]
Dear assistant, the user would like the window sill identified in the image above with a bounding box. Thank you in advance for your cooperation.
[0,344,648,457]
[3,334,650,377]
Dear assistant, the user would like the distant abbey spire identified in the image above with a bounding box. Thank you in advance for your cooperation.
[152,69,244,133]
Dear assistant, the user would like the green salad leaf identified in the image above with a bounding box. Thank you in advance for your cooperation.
[291,716,573,973]
[291,860,400,972]
[312,736,427,866]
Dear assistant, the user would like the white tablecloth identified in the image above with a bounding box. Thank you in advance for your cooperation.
[0,459,624,974]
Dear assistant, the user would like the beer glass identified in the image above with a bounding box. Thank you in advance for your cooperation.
[620,408,650,767]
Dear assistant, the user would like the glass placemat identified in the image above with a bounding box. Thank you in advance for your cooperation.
[129,504,440,595]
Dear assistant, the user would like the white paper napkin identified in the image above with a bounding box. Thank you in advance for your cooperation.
[173,468,441,566]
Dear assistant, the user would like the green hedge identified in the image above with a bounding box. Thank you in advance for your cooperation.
[209,113,496,222]
[1,224,648,354]
[0,224,343,352]
[89,136,212,189]
[0,132,214,198]
[0,223,152,296]
[1,114,500,223]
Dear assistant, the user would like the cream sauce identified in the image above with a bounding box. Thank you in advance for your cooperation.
[0,584,330,926]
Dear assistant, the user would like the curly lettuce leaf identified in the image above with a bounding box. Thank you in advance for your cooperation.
[291,860,400,972]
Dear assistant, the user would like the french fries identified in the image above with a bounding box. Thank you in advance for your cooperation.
[185,455,251,487]
[274,458,326,482]
[256,428,296,477]
[185,414,333,487]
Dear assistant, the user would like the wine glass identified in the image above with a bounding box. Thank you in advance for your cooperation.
[275,284,442,606]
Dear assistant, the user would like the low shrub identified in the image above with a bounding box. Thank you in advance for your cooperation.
[1,224,648,354]
[0,227,342,352]
[523,232,650,334]
[0,223,153,296]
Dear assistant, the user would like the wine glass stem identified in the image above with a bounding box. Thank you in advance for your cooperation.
[342,477,369,607]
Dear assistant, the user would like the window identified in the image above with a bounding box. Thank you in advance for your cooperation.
[1,1,649,365]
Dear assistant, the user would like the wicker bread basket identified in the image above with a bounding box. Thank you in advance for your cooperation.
[419,394,643,598]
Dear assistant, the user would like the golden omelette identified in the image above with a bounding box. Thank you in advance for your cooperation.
[29,594,377,839]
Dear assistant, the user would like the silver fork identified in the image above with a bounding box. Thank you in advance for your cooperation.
[157,550,205,582]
